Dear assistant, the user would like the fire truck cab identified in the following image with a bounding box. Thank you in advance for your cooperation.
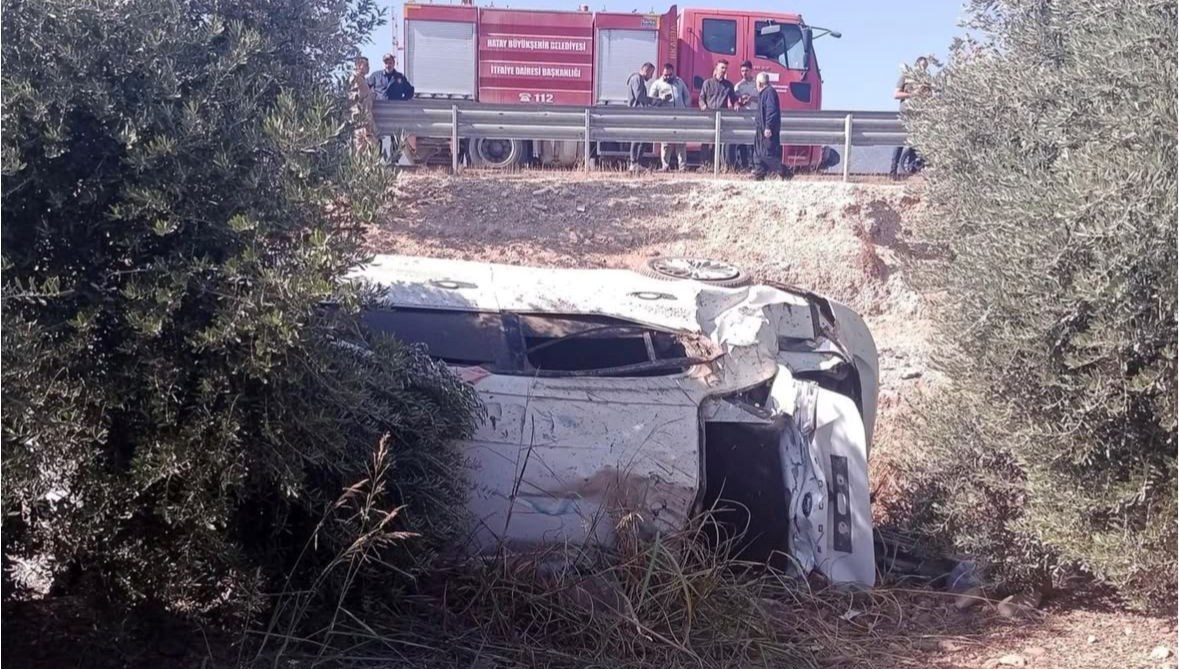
[678,8,828,169]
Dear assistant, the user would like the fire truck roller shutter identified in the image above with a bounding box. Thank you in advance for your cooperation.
[594,29,659,105]
[406,20,477,98]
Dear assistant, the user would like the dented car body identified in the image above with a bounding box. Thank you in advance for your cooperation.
[352,255,879,587]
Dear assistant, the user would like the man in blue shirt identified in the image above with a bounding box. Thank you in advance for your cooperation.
[367,53,415,162]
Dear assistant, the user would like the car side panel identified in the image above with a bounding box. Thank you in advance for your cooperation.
[460,374,702,553]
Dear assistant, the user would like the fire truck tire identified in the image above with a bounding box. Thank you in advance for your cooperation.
[471,138,525,169]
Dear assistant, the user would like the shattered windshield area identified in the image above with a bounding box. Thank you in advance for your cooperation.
[754,21,807,70]
[362,308,702,377]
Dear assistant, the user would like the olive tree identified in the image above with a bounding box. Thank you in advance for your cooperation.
[1,0,479,617]
[900,0,1177,608]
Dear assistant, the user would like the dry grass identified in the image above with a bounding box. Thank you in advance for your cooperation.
[243,458,994,669]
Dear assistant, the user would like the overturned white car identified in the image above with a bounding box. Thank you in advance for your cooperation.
[352,255,879,587]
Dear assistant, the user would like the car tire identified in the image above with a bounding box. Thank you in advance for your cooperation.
[639,256,751,287]
[471,138,524,169]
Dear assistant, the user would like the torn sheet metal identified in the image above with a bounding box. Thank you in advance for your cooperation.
[769,365,875,587]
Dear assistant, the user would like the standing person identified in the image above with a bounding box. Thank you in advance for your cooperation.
[647,63,690,171]
[752,72,783,181]
[889,56,929,179]
[349,56,377,153]
[626,62,656,171]
[367,53,416,162]
[732,60,759,170]
[698,60,737,170]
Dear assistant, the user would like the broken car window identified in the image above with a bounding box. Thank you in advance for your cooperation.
[362,308,700,377]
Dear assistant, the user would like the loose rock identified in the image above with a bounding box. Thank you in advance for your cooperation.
[998,653,1026,666]
[1150,646,1172,660]
[1086,635,1097,644]
[901,368,923,380]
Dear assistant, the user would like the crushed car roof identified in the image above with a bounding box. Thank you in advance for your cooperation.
[352,254,814,337]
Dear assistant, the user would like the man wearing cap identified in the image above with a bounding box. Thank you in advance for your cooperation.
[367,53,416,162]
[368,53,415,101]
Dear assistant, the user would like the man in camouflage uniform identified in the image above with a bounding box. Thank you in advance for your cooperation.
[349,56,376,153]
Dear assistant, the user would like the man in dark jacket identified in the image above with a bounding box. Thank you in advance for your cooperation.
[367,53,415,163]
[626,62,655,171]
[368,53,415,101]
[752,72,783,180]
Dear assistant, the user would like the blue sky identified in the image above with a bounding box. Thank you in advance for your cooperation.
[360,1,968,111]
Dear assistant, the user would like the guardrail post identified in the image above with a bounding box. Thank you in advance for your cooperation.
[842,113,853,183]
[583,109,591,173]
[451,105,459,174]
[713,112,722,176]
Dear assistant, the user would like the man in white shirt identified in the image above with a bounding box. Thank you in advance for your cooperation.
[647,63,691,171]
[732,60,759,171]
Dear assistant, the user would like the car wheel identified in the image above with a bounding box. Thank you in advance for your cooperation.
[639,256,751,287]
[471,138,524,169]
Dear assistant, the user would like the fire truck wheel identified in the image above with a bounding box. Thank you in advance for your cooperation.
[471,138,524,169]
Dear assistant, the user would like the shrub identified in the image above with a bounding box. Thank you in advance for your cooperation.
[898,0,1177,608]
[1,0,479,618]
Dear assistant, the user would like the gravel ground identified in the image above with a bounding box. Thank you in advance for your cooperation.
[365,169,1176,669]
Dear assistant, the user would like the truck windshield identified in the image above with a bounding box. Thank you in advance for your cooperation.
[754,21,807,70]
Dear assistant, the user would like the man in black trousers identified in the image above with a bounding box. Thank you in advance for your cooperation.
[752,72,783,180]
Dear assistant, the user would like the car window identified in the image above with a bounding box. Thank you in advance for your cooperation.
[701,18,737,55]
[362,308,697,377]
[518,314,690,377]
[362,308,514,368]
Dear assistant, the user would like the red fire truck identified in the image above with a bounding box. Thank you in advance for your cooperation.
[402,2,840,170]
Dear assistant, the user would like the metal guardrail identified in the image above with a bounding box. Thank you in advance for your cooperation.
[373,100,906,181]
